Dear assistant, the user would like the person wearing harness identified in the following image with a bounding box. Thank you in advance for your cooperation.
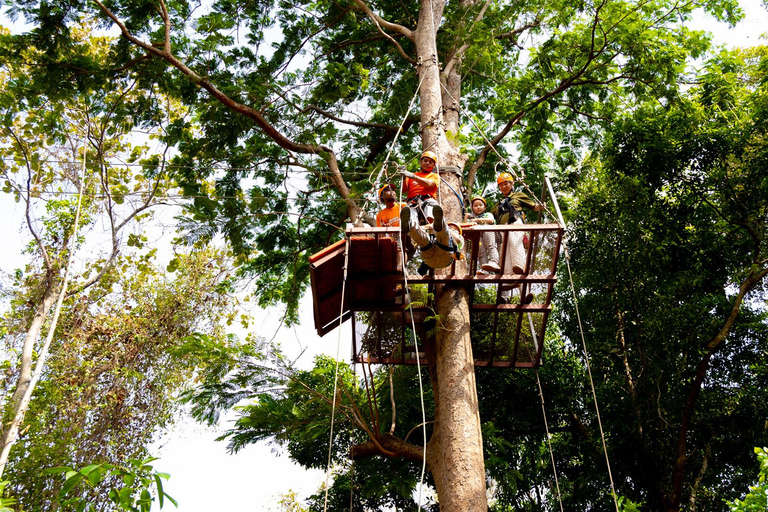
[464,196,500,274]
[491,172,543,303]
[398,150,440,232]
[376,183,404,227]
[400,204,464,275]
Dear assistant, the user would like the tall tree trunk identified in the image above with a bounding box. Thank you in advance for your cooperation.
[415,2,487,509]
[0,282,58,477]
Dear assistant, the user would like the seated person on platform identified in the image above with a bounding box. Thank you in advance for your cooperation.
[376,183,404,227]
[491,171,543,304]
[400,204,464,275]
[398,150,440,227]
[491,172,543,276]
[464,196,500,274]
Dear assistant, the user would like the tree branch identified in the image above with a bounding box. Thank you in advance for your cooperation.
[672,264,768,507]
[91,0,362,224]
[443,0,494,77]
[348,0,416,63]
[351,432,425,463]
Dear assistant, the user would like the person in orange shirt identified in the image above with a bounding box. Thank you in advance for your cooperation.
[399,150,440,233]
[375,184,404,227]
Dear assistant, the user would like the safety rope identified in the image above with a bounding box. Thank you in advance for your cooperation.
[525,308,564,511]
[563,246,619,511]
[398,231,430,509]
[535,369,565,512]
[435,79,565,232]
[437,82,523,182]
[349,363,357,509]
[540,175,618,509]
[322,235,351,512]
[365,72,429,216]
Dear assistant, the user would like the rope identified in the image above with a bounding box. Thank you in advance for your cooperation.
[434,78,567,231]
[563,243,619,511]
[366,73,429,215]
[322,235,351,512]
[398,234,430,509]
[535,370,565,512]
[437,82,523,182]
[439,176,464,209]
[525,309,564,511]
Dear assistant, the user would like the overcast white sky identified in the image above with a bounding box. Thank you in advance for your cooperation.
[1,1,767,510]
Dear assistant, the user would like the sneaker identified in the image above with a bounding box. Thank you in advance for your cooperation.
[521,292,533,304]
[481,262,501,273]
[400,207,411,233]
[432,205,443,232]
[512,265,526,275]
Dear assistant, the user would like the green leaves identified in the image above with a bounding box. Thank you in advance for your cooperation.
[727,447,768,511]
[556,47,768,509]
[44,457,177,512]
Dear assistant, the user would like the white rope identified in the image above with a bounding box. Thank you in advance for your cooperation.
[437,82,524,182]
[535,370,565,512]
[365,72,429,215]
[563,245,620,511]
[322,236,351,512]
[544,176,617,509]
[397,234,430,509]
[526,311,564,511]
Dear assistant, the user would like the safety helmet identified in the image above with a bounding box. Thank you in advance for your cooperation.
[379,183,395,198]
[496,172,515,184]
[421,150,438,163]
[470,196,486,207]
[447,222,463,236]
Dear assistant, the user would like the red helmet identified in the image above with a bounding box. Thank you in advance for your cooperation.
[496,172,515,184]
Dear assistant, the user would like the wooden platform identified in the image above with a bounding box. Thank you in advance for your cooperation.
[309,222,564,368]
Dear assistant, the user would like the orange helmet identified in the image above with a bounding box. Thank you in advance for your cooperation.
[378,183,395,198]
[470,196,486,207]
[496,172,515,184]
[421,150,438,163]
[447,222,463,236]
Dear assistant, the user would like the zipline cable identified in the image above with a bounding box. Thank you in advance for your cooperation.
[437,82,524,182]
[322,235,351,512]
[535,370,565,512]
[545,177,619,511]
[526,310,564,511]
[563,248,619,512]
[365,72,429,214]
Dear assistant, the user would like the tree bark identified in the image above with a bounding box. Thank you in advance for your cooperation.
[0,286,58,476]
[414,2,487,509]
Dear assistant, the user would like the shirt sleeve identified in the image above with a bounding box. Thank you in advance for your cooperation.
[511,192,536,210]
[422,172,439,193]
